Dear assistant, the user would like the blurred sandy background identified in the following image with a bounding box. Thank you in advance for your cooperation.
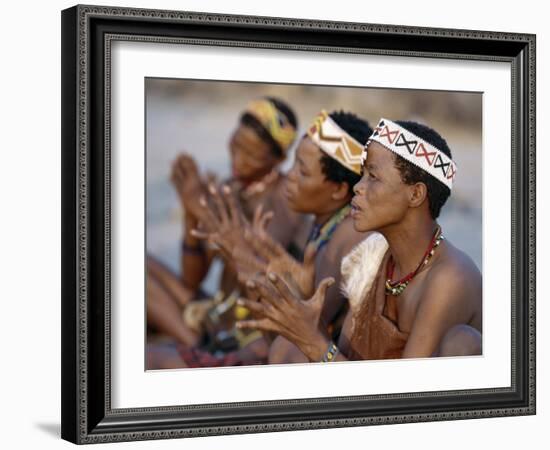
[146,78,482,293]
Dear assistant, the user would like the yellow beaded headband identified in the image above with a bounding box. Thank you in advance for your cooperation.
[245,99,297,154]
[364,118,457,190]
[307,110,364,175]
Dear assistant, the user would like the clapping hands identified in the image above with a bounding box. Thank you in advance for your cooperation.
[236,272,334,361]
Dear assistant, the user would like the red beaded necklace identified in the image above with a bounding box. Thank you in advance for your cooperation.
[385,225,444,296]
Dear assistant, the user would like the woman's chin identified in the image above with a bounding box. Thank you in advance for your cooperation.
[351,214,369,233]
[233,171,250,183]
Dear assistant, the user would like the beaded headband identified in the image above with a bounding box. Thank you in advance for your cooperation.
[363,118,457,190]
[307,110,364,175]
[245,99,297,154]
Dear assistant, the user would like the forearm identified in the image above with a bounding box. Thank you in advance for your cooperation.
[292,327,349,363]
[181,248,210,290]
[180,217,211,290]
[147,257,195,307]
[296,324,354,363]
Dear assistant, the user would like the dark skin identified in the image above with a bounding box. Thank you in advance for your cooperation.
[145,154,215,346]
[202,135,361,305]
[191,184,276,274]
[170,123,284,292]
[146,273,199,347]
[231,136,365,363]
[233,227,317,299]
[279,136,365,323]
[237,141,482,361]
[147,121,306,358]
[229,124,282,183]
[147,256,193,308]
[169,153,212,291]
[285,137,351,224]
[233,136,356,297]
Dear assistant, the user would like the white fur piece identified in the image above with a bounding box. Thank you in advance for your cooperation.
[340,232,389,318]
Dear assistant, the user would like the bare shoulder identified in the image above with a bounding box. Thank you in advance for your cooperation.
[419,239,482,316]
[429,239,481,284]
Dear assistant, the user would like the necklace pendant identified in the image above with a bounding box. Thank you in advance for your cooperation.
[385,280,408,296]
[385,227,443,298]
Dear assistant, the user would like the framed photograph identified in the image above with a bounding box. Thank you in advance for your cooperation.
[61,4,536,444]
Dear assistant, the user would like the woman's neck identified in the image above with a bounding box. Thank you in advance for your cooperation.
[382,217,438,278]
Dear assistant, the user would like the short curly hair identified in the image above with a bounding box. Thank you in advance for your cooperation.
[392,121,453,219]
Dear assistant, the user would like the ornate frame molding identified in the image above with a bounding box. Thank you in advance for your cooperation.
[61,4,536,444]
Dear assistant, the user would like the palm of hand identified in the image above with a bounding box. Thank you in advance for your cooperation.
[266,255,315,299]
[237,273,335,361]
[171,154,207,220]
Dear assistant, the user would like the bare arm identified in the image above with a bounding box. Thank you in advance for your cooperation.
[147,256,195,307]
[401,266,479,359]
[170,153,214,290]
[180,215,214,291]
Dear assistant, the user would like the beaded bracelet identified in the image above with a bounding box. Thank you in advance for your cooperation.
[321,341,339,362]
[181,240,205,255]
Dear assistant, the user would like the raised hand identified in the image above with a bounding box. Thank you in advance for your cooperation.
[236,273,334,362]
[232,245,267,286]
[242,229,318,298]
[170,153,207,223]
[190,183,252,261]
[249,203,274,239]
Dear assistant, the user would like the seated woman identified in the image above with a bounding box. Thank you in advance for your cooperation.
[166,109,374,368]
[146,97,308,367]
[236,118,482,362]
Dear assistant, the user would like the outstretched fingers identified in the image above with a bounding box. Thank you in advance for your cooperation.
[253,276,283,309]
[258,230,288,260]
[257,210,274,236]
[243,228,276,262]
[178,153,200,177]
[190,228,212,241]
[236,317,276,332]
[251,203,264,229]
[233,247,266,274]
[208,183,230,226]
[251,204,275,238]
[242,279,262,302]
[236,297,265,317]
[267,272,299,305]
[310,277,335,309]
[221,184,243,227]
[199,195,222,232]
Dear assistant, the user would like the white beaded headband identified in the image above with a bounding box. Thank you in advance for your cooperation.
[307,110,364,175]
[363,118,457,190]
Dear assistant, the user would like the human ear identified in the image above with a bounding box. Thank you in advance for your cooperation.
[331,181,350,201]
[409,182,428,208]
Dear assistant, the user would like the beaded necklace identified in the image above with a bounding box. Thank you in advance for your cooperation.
[307,204,351,253]
[385,225,444,296]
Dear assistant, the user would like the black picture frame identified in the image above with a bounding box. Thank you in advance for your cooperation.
[61,4,536,444]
